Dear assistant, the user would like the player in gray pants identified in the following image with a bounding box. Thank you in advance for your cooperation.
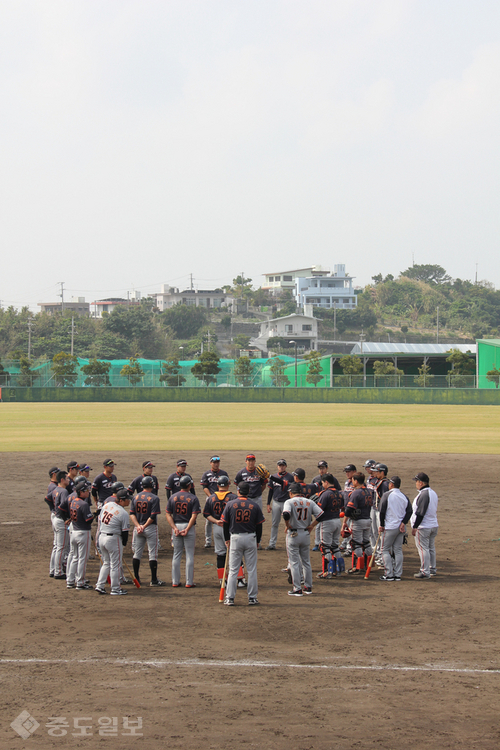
[166,475,201,587]
[378,476,413,581]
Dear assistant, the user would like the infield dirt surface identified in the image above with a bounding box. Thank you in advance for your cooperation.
[1,450,499,750]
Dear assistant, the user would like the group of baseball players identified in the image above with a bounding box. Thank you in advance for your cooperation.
[44,455,439,603]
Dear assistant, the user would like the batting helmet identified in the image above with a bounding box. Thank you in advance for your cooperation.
[111,481,125,493]
[217,475,230,487]
[375,463,388,474]
[179,474,192,489]
[364,459,377,468]
[141,476,155,489]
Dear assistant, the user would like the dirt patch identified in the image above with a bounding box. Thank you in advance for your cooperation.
[1,451,499,749]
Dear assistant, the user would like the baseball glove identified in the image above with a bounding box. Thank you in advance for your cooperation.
[340,527,352,538]
[255,463,270,481]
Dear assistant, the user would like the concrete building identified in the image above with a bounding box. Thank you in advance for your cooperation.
[262,266,329,294]
[295,264,357,310]
[90,293,142,319]
[38,298,90,316]
[154,285,234,312]
[251,313,318,353]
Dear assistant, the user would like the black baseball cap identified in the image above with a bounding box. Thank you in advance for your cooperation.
[80,464,92,472]
[177,459,187,466]
[116,488,131,500]
[142,461,155,468]
[413,472,430,484]
[343,464,356,472]
[49,466,60,476]
[277,459,287,466]
[288,482,303,495]
[317,460,328,468]
[238,482,250,496]
[67,461,79,470]
[210,456,221,462]
[389,476,401,488]
[103,459,116,466]
[246,454,256,461]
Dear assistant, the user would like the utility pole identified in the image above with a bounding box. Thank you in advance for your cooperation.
[58,282,65,312]
[436,306,439,344]
[28,318,34,359]
[190,273,194,290]
[475,263,478,285]
[71,317,76,356]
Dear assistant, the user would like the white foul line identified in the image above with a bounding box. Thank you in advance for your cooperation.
[0,658,499,675]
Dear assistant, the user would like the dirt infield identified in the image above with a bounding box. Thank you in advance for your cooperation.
[1,450,499,750]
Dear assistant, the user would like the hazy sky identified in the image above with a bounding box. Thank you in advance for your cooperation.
[1,0,499,311]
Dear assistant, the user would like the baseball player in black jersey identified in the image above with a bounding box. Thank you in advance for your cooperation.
[316,474,345,578]
[222,482,265,606]
[130,477,164,586]
[340,464,356,554]
[128,461,159,496]
[266,459,294,550]
[91,459,118,508]
[371,463,390,567]
[66,461,80,494]
[166,475,201,587]
[200,456,229,548]
[51,471,70,578]
[234,454,267,510]
[346,472,373,574]
[165,459,194,499]
[202,475,242,584]
[66,480,94,590]
[46,466,61,577]
[291,468,321,499]
[311,461,340,549]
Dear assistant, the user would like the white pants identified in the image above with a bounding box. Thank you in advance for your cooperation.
[172,523,195,586]
[97,534,123,594]
[67,530,92,586]
[414,527,438,576]
[268,501,284,548]
[286,529,312,590]
[52,516,70,576]
[133,525,159,561]
[226,533,258,601]
[380,528,404,578]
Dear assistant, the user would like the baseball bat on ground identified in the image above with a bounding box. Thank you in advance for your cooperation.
[219,547,230,603]
[122,559,141,588]
[364,530,382,580]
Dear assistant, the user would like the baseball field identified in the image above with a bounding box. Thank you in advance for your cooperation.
[1,402,499,749]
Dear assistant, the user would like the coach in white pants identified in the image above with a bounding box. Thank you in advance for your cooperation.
[378,476,413,581]
[95,489,131,596]
[411,472,439,579]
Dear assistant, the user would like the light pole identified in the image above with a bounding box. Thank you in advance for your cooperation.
[289,340,297,387]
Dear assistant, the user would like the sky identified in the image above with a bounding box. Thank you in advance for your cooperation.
[1,0,499,311]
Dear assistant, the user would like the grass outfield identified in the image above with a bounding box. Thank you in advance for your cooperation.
[0,401,499,453]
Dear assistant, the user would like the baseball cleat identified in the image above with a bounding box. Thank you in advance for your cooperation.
[185,583,196,588]
[414,572,431,579]
[288,589,303,597]
[172,583,181,587]
[150,579,165,587]
[317,572,333,579]
[348,567,362,575]
[287,569,293,585]
[54,574,66,580]
[303,586,313,594]
[281,568,289,573]
[49,573,54,577]
[95,587,107,595]
[110,589,128,595]
[237,580,247,588]
[430,571,437,576]
[248,598,259,605]
[393,576,402,581]
[76,583,94,590]
[120,578,132,585]
[224,598,235,606]
[66,583,75,588]
[379,575,395,581]
[266,545,276,550]
[204,542,211,548]
[312,545,320,551]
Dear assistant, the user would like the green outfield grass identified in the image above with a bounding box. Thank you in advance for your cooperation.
[0,402,499,453]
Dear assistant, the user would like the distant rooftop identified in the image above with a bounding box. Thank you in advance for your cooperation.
[350,343,476,356]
